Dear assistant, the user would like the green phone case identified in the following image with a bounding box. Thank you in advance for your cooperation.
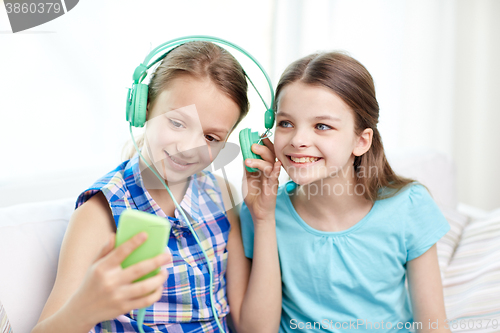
[115,209,171,283]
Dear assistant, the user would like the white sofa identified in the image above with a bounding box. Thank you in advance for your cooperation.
[1,150,499,333]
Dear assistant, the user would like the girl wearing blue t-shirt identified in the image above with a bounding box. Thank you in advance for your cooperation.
[240,52,451,333]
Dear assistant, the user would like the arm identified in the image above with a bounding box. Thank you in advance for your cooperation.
[32,192,116,333]
[224,202,251,330]
[231,209,281,333]
[32,192,170,333]
[407,244,451,333]
[214,138,282,333]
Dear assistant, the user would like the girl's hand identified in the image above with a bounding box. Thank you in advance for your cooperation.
[70,232,171,325]
[242,137,282,222]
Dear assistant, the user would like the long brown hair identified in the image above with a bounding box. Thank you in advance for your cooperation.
[275,52,416,201]
[122,41,249,160]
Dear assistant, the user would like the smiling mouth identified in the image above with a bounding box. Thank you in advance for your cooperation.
[165,151,196,166]
[287,156,323,164]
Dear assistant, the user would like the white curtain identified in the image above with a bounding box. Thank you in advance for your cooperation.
[0,0,274,207]
[1,0,499,210]
[270,0,500,210]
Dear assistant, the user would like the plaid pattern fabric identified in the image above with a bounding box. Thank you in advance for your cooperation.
[75,153,231,333]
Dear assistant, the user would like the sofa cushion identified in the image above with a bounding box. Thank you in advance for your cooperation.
[0,197,74,333]
[0,299,13,333]
[436,206,469,277]
[442,209,500,331]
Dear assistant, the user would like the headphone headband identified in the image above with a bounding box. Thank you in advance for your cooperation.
[131,35,275,113]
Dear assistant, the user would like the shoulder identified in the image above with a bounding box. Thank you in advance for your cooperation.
[196,170,226,193]
[404,183,447,222]
[378,182,433,210]
[404,183,432,204]
[75,160,130,210]
[73,160,133,233]
[394,184,450,260]
[199,170,240,223]
[374,183,449,233]
[383,183,449,232]
[73,190,116,234]
[405,183,438,213]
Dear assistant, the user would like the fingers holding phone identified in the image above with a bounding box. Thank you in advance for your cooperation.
[72,211,172,324]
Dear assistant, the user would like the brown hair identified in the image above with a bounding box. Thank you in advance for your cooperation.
[122,41,249,160]
[275,51,417,202]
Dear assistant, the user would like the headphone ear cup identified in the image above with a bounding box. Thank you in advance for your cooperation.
[131,83,149,128]
[239,128,264,173]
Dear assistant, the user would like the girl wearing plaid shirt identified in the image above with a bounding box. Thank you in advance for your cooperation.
[32,41,281,333]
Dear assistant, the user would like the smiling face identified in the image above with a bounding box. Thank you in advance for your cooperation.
[274,81,372,186]
[143,75,240,184]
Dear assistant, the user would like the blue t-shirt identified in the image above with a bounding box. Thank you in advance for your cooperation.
[240,181,450,333]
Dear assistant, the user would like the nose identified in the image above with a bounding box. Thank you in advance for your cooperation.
[176,132,207,159]
[290,127,311,149]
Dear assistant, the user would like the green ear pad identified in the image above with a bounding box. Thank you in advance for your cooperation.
[239,128,264,173]
[131,84,148,128]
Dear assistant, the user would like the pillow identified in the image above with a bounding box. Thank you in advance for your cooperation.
[436,206,469,276]
[442,209,500,331]
[0,299,13,333]
[0,198,74,333]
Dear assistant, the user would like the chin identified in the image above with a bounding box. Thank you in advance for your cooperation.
[160,164,193,179]
[288,174,319,186]
[283,168,317,186]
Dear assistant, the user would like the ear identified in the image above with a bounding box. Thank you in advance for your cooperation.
[146,102,150,120]
[353,128,373,156]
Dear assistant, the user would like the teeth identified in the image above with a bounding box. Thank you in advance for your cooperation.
[290,156,319,163]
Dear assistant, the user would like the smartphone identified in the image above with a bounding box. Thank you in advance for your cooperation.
[115,209,171,283]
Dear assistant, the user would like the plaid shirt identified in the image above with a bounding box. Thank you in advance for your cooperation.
[75,153,231,333]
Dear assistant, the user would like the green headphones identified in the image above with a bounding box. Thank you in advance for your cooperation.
[125,35,275,172]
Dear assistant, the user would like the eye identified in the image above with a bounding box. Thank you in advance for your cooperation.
[316,123,332,131]
[278,120,293,128]
[205,135,220,143]
[169,119,184,128]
